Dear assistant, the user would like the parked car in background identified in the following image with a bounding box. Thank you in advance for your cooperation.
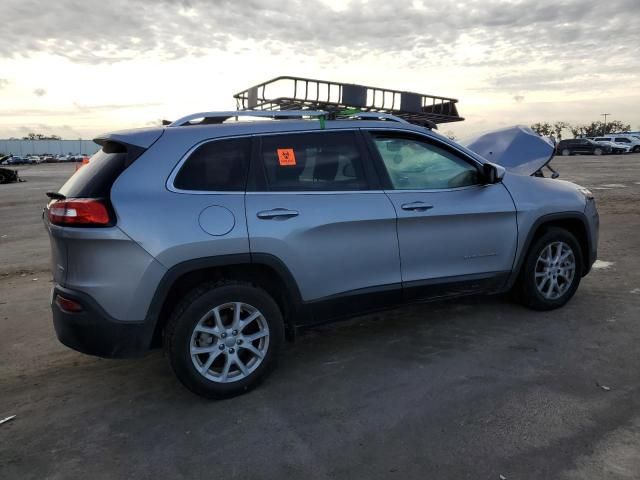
[27,155,43,164]
[0,165,20,184]
[56,155,70,162]
[5,155,30,165]
[43,155,58,163]
[613,132,640,142]
[592,138,631,154]
[597,135,640,153]
[556,138,611,156]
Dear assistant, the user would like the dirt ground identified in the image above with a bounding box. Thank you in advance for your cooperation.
[1,157,640,479]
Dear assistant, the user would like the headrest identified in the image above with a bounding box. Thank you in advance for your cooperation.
[313,151,339,181]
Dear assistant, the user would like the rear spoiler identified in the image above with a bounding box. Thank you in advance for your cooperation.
[94,127,164,149]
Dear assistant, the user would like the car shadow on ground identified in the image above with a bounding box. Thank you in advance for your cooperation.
[6,293,540,407]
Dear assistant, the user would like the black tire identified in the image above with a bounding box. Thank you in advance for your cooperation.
[634,146,640,153]
[164,281,284,399]
[593,148,602,156]
[515,227,583,311]
[561,148,571,156]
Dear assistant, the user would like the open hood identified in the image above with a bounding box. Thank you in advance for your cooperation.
[464,125,555,175]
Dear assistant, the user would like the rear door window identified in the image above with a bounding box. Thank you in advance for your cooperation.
[258,131,368,191]
[614,137,630,143]
[173,137,251,191]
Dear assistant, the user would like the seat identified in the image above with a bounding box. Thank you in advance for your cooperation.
[313,152,339,183]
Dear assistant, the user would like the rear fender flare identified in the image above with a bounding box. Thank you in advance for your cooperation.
[142,253,304,349]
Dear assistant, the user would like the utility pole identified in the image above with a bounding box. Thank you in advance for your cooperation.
[601,113,610,135]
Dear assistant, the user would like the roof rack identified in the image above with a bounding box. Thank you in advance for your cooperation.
[234,76,464,127]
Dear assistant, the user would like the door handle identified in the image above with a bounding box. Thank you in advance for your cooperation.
[401,201,434,212]
[257,208,299,219]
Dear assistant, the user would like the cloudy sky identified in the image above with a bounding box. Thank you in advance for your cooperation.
[1,0,639,140]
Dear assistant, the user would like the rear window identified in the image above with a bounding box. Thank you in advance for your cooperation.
[595,138,607,141]
[173,137,250,191]
[258,131,368,191]
[59,141,141,198]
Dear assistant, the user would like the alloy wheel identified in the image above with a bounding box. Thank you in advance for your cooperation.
[189,302,270,383]
[534,241,576,300]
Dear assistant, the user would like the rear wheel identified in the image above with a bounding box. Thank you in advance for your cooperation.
[561,148,571,156]
[634,146,640,153]
[164,282,284,399]
[515,228,583,310]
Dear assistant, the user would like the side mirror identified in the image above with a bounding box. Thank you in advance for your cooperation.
[482,163,505,184]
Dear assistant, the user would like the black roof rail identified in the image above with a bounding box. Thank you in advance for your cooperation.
[233,76,464,127]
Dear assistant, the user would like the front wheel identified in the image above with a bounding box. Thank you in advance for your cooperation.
[164,282,284,399]
[515,228,583,310]
[593,148,603,155]
[561,148,571,156]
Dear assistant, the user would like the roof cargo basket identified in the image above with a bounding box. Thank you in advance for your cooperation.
[234,76,464,127]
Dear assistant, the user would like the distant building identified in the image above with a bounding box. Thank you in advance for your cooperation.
[0,139,100,156]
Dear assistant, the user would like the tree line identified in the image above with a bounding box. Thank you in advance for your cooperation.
[530,120,631,139]
[20,133,63,140]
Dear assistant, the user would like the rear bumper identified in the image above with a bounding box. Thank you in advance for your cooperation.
[51,285,150,358]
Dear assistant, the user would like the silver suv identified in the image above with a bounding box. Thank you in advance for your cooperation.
[45,112,599,398]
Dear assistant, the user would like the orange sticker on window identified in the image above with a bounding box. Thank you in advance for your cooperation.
[277,148,296,166]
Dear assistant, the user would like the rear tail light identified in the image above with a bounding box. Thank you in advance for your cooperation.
[48,198,112,226]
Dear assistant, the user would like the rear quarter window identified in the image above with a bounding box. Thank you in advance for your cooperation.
[173,137,251,191]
